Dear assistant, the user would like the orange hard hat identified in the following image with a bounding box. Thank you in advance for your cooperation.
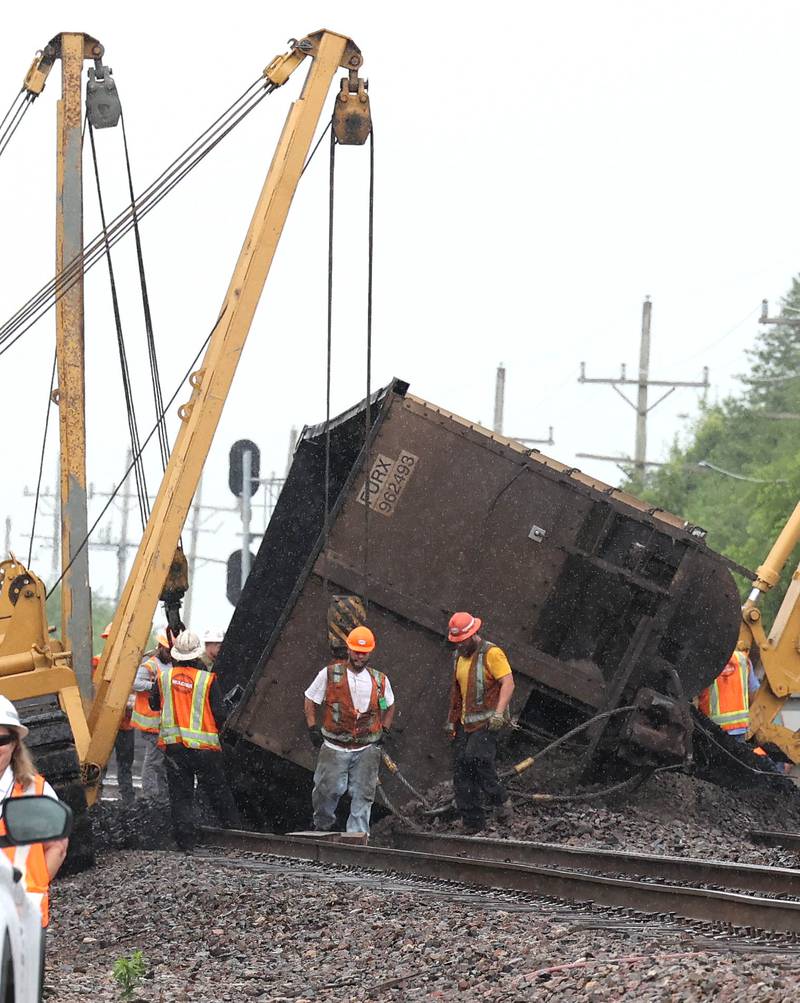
[346,626,375,653]
[101,623,113,639]
[448,612,481,643]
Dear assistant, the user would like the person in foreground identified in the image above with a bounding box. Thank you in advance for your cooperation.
[304,626,395,835]
[0,696,68,926]
[446,611,515,835]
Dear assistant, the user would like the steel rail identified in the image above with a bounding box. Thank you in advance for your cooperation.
[198,827,800,934]
[750,830,800,852]
[390,830,800,898]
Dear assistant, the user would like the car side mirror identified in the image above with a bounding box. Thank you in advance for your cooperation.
[1,796,72,844]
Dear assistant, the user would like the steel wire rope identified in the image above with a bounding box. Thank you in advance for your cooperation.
[0,93,33,162]
[363,128,374,607]
[45,324,217,599]
[692,716,788,777]
[121,111,170,472]
[88,119,150,529]
[0,78,274,358]
[0,80,271,353]
[322,125,336,595]
[0,91,24,137]
[27,350,57,567]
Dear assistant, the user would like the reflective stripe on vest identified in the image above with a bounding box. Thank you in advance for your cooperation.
[131,657,162,733]
[706,653,749,732]
[3,775,51,927]
[456,643,495,725]
[159,665,221,750]
[320,664,386,745]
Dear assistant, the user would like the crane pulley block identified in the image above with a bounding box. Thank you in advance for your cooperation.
[86,64,121,128]
[333,71,371,145]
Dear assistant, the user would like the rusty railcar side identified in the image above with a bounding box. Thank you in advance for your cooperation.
[216,379,740,822]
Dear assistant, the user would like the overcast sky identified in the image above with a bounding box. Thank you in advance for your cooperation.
[2,1,799,639]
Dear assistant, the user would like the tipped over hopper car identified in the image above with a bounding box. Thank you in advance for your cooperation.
[216,379,741,827]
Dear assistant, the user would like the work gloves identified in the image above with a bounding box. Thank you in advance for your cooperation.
[488,713,507,732]
[308,725,323,750]
[378,727,393,747]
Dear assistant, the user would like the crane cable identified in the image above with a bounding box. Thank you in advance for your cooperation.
[87,119,150,530]
[27,350,58,567]
[0,76,275,359]
[45,321,219,599]
[0,90,34,162]
[321,124,376,596]
[322,126,336,594]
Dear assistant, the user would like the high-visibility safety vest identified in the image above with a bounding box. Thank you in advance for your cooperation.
[158,664,221,751]
[448,640,503,732]
[2,775,52,927]
[320,661,387,746]
[698,651,751,733]
[131,656,163,734]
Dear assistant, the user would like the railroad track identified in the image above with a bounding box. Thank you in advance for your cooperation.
[750,829,800,852]
[198,826,800,935]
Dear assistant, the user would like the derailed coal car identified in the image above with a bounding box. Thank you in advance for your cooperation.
[216,379,741,827]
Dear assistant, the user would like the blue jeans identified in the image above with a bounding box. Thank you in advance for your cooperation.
[312,743,381,833]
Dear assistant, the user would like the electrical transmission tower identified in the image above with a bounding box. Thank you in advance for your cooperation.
[577,298,709,476]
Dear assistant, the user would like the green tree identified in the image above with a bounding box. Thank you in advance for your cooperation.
[628,276,800,624]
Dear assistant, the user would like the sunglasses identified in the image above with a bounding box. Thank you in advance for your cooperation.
[0,735,16,747]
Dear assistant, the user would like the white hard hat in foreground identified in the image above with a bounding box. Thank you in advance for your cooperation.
[0,696,29,739]
[203,628,225,644]
[171,630,204,662]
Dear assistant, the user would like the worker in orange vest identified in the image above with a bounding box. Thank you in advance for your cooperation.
[303,626,395,835]
[698,649,760,739]
[94,623,135,805]
[445,611,515,834]
[0,697,68,927]
[149,630,241,852]
[131,630,170,801]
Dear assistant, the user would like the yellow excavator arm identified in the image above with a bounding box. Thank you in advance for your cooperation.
[86,29,370,796]
[739,500,800,760]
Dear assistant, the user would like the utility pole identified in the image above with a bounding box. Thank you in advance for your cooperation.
[4,518,10,557]
[492,363,555,446]
[183,474,204,628]
[241,446,253,592]
[493,364,506,434]
[52,455,60,576]
[116,452,132,604]
[286,426,298,477]
[578,298,710,475]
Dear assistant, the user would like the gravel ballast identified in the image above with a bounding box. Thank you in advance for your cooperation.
[47,847,800,1002]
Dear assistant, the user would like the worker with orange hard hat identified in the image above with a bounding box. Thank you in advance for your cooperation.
[303,624,395,835]
[445,611,515,834]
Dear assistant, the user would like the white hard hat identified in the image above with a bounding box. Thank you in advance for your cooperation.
[203,628,225,644]
[0,697,29,739]
[171,630,204,662]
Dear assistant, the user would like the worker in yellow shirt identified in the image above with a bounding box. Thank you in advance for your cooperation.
[445,611,515,834]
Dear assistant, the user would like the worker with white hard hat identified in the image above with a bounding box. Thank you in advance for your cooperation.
[149,630,240,851]
[201,627,225,669]
[0,696,68,927]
